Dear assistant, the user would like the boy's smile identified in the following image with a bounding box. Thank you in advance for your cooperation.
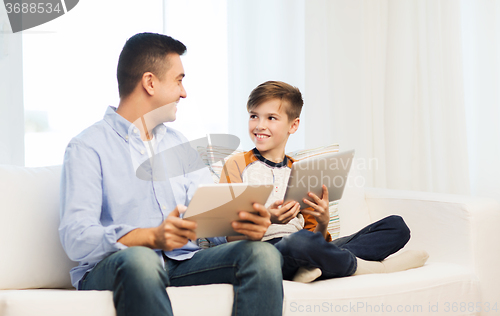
[248,98,299,163]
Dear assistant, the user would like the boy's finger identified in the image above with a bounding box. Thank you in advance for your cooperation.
[283,200,297,209]
[307,192,322,204]
[322,185,329,200]
[302,198,317,209]
[271,200,284,208]
[278,204,299,222]
[300,207,321,218]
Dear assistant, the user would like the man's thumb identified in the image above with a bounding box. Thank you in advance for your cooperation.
[169,205,186,217]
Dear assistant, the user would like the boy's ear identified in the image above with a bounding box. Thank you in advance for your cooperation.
[141,72,155,96]
[288,118,300,135]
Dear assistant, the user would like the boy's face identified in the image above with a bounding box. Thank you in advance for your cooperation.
[152,53,187,122]
[248,98,299,162]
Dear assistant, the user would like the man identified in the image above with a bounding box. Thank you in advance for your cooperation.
[59,32,283,316]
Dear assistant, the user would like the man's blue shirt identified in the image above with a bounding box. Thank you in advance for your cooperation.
[59,106,225,288]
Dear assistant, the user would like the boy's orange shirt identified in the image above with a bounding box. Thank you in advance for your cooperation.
[219,150,332,242]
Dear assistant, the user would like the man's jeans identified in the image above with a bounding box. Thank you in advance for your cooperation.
[79,240,284,316]
[268,215,411,280]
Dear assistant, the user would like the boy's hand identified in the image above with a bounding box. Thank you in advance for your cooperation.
[231,203,272,240]
[301,185,330,238]
[268,200,301,224]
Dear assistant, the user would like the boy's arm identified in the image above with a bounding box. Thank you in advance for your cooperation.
[302,212,332,242]
[300,185,332,241]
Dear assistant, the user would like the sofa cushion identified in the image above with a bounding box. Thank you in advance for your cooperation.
[0,263,479,316]
[0,165,75,290]
[283,263,480,316]
[0,284,234,316]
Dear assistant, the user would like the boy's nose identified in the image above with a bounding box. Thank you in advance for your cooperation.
[255,120,267,130]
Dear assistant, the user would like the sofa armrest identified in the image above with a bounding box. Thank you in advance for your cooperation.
[364,187,500,306]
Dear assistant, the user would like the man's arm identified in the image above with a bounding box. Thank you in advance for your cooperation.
[60,142,199,263]
[59,142,135,263]
[118,206,198,251]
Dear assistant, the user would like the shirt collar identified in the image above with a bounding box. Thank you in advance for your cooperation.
[252,148,290,168]
[103,106,167,143]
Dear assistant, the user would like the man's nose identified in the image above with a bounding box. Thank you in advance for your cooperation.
[180,84,187,98]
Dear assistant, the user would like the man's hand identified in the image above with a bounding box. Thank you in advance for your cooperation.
[268,200,300,224]
[152,205,198,251]
[118,205,197,252]
[231,203,271,241]
[301,185,330,239]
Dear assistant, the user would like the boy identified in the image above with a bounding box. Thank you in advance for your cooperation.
[220,81,429,282]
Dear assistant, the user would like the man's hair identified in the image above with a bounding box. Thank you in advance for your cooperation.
[247,81,303,121]
[117,32,187,99]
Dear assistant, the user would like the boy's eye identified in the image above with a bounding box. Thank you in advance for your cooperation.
[269,116,277,120]
[249,114,257,119]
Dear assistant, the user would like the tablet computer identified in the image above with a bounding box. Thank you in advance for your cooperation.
[183,183,273,238]
[284,149,355,209]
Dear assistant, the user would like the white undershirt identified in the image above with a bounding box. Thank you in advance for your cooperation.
[142,135,158,159]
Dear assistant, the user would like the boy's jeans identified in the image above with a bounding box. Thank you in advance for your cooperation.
[79,240,284,316]
[268,215,411,280]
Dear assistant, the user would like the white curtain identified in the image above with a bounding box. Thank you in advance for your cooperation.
[227,0,306,153]
[303,0,471,195]
[461,0,500,202]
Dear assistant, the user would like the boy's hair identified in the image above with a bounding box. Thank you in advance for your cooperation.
[117,32,187,99]
[247,81,303,121]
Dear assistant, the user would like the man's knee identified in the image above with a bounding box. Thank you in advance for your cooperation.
[235,241,283,272]
[115,247,167,285]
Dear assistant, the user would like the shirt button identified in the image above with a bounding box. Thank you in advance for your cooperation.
[125,136,129,140]
[140,150,145,155]
[134,129,138,134]
[162,205,167,210]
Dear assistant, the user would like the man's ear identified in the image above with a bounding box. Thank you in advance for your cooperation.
[141,72,155,96]
[289,117,300,134]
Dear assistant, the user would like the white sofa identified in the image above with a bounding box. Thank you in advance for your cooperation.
[1,164,499,316]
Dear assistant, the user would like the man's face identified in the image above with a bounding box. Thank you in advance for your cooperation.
[153,53,187,123]
[248,98,298,161]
